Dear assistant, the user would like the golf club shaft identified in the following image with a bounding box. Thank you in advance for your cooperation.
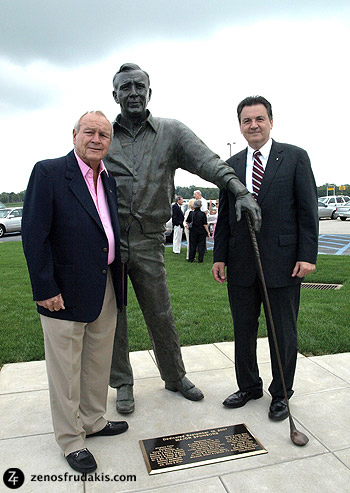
[245,213,296,431]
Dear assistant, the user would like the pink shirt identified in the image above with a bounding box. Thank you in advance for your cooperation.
[75,151,115,264]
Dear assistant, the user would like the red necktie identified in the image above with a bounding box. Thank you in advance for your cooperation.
[252,150,264,200]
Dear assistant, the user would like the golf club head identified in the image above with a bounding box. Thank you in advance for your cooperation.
[290,429,309,446]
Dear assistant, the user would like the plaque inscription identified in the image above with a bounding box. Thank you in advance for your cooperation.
[140,423,267,474]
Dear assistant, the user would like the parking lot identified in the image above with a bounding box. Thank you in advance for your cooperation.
[317,219,350,255]
[2,219,350,255]
[166,219,350,256]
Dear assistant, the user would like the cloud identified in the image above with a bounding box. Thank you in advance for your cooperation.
[1,3,349,191]
[1,0,349,65]
[0,59,63,114]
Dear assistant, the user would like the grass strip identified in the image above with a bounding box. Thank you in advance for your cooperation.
[0,242,349,366]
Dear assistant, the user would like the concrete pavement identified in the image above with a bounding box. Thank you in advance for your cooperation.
[1,339,350,492]
[318,217,350,234]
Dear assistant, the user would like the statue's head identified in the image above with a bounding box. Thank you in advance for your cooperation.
[112,63,152,120]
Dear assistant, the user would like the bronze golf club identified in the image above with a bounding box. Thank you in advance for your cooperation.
[245,212,309,446]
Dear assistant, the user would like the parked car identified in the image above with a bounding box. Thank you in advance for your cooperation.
[319,195,350,206]
[334,201,350,221]
[0,207,23,237]
[318,195,350,219]
[318,201,333,219]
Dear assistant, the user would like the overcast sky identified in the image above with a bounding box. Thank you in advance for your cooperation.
[1,0,349,192]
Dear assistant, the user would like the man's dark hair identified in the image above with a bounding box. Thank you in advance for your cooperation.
[237,96,273,123]
[112,63,150,87]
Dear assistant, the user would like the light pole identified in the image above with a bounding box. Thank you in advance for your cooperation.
[227,142,236,157]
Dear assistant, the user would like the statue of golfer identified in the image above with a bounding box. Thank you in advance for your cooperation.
[104,63,261,414]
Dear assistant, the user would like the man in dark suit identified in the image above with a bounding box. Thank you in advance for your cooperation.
[22,111,128,473]
[212,96,318,421]
[172,195,185,254]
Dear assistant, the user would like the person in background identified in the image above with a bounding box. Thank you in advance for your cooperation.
[186,199,211,262]
[172,195,184,254]
[193,190,208,214]
[22,111,128,473]
[184,198,195,260]
[212,95,318,421]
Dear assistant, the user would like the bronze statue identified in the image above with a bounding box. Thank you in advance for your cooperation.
[104,63,261,414]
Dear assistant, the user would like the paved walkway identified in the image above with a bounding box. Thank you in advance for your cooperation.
[1,339,350,492]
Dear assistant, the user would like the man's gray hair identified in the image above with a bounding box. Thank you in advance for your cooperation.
[193,199,202,209]
[193,190,202,196]
[74,111,113,138]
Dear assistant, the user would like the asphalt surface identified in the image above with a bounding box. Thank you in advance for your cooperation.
[166,218,350,256]
[2,219,350,255]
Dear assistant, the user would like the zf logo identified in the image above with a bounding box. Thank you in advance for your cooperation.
[3,469,25,489]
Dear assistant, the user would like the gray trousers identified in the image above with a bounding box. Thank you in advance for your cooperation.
[110,219,186,388]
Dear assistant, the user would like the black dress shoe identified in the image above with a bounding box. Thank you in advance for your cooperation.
[268,397,289,421]
[223,390,263,408]
[66,448,97,473]
[87,420,128,438]
[165,376,204,401]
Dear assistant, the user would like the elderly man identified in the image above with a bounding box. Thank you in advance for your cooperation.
[193,190,208,214]
[212,96,318,421]
[105,63,261,414]
[22,111,128,474]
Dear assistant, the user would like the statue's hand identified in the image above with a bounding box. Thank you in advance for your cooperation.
[235,193,261,232]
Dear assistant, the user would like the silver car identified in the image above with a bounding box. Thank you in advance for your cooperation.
[317,201,334,220]
[334,201,350,221]
[319,195,350,219]
[0,207,23,237]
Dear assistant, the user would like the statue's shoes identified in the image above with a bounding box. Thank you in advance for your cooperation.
[116,384,135,414]
[165,376,204,401]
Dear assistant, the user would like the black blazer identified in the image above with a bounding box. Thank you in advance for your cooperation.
[22,150,125,322]
[213,140,318,288]
[187,209,208,235]
[171,202,184,227]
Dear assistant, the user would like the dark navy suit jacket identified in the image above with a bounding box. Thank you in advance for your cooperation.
[171,202,184,227]
[214,140,318,288]
[22,150,125,322]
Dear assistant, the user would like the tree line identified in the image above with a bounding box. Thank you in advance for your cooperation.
[0,191,26,204]
[175,184,350,200]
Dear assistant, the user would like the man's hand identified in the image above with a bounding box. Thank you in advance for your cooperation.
[291,261,316,278]
[37,294,65,312]
[235,193,262,232]
[212,262,227,284]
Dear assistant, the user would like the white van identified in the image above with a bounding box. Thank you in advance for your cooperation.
[319,195,350,206]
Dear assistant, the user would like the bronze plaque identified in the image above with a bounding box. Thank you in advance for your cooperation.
[140,423,267,475]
